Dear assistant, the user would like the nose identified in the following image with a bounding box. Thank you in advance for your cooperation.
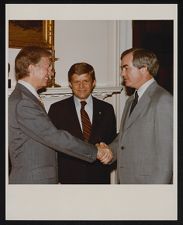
[120,68,125,78]
[78,82,84,88]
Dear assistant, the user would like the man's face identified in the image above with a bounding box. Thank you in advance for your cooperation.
[120,53,143,89]
[31,56,53,90]
[69,73,96,100]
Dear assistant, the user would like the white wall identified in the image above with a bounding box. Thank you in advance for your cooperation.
[117,21,133,128]
[55,20,118,87]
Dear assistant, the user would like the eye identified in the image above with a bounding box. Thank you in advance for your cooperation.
[121,66,128,71]
[72,81,80,85]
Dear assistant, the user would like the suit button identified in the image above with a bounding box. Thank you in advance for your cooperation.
[121,146,124,150]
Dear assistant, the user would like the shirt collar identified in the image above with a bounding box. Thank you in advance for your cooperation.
[18,80,40,99]
[136,78,155,99]
[74,95,92,107]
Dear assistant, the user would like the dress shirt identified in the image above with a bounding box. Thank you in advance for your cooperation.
[74,95,93,131]
[136,78,155,100]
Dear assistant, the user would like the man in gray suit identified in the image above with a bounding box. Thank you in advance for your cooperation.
[8,46,112,184]
[101,48,173,184]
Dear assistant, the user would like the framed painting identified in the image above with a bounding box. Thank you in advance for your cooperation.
[9,20,54,49]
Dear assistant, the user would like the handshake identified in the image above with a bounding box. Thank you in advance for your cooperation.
[96,142,113,164]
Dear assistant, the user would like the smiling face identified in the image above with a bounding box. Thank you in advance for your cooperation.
[28,56,53,90]
[69,73,96,100]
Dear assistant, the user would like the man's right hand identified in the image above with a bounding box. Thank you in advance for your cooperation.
[96,142,113,164]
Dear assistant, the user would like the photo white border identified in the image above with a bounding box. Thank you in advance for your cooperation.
[6,4,178,220]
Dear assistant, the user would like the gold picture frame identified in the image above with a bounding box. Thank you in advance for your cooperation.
[9,20,54,49]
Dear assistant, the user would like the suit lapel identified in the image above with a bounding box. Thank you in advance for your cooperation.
[70,97,84,139]
[17,83,47,113]
[16,83,47,114]
[124,81,157,130]
[122,96,133,130]
[90,97,102,140]
[17,83,41,104]
[125,95,151,129]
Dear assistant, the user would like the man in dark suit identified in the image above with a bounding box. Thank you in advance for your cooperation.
[101,48,173,184]
[48,62,117,184]
[8,46,112,184]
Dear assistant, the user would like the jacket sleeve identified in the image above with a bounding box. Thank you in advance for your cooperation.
[16,98,97,163]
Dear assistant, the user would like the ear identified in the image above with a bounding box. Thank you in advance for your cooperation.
[69,82,72,89]
[28,64,32,72]
[140,66,148,74]
[28,64,34,75]
[92,80,96,88]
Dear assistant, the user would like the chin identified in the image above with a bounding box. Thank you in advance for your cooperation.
[78,97,87,100]
[125,82,131,88]
[76,93,88,99]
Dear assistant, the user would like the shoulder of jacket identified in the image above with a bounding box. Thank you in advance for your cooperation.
[93,96,114,108]
[51,96,73,107]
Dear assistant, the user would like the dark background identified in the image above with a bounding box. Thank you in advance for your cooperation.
[125,20,173,96]
[133,20,173,94]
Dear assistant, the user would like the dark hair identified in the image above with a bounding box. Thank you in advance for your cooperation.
[68,62,96,82]
[121,48,159,77]
[15,46,52,80]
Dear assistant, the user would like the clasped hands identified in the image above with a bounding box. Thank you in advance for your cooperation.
[96,142,113,164]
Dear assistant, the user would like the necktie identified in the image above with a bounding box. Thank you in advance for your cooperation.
[39,96,45,108]
[129,91,139,115]
[80,101,92,142]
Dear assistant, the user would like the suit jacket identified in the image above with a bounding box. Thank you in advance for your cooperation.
[110,81,173,184]
[48,96,117,184]
[8,83,97,184]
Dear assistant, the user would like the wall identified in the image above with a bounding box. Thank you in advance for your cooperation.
[55,20,117,87]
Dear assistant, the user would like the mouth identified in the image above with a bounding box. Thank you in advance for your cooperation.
[122,80,126,86]
[77,89,87,92]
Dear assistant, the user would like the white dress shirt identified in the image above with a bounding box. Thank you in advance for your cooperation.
[136,78,155,101]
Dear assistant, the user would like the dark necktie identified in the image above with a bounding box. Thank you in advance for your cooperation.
[80,101,92,142]
[129,91,139,115]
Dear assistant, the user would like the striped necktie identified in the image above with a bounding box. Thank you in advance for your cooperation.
[80,101,92,142]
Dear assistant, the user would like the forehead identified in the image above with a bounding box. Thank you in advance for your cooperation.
[121,52,133,65]
[71,73,92,81]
